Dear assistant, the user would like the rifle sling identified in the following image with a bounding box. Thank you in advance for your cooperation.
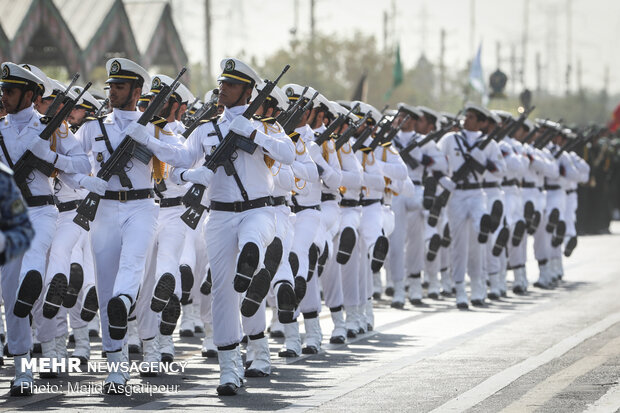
[454,133,479,183]
[0,132,14,169]
[213,122,249,202]
[98,118,134,188]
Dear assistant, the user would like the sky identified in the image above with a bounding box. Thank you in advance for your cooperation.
[169,0,620,95]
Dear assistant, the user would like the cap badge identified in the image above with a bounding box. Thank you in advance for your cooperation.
[285,87,294,97]
[22,64,30,71]
[225,59,235,72]
[152,77,161,89]
[2,65,9,79]
[110,60,121,75]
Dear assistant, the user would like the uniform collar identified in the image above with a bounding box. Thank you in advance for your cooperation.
[5,105,42,134]
[222,104,247,123]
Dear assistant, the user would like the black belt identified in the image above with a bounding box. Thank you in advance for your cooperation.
[291,204,321,214]
[340,199,359,207]
[544,184,561,190]
[359,198,382,206]
[56,199,80,212]
[272,196,287,206]
[102,189,155,201]
[455,183,481,190]
[411,180,422,186]
[321,193,337,202]
[501,179,519,187]
[210,196,274,213]
[26,195,57,207]
[482,181,500,189]
[521,181,536,188]
[566,189,577,194]
[156,197,183,208]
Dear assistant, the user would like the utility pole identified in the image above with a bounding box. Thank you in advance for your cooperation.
[521,0,529,88]
[496,41,501,69]
[576,58,582,93]
[383,10,388,53]
[510,44,517,95]
[566,0,573,94]
[204,0,212,82]
[310,0,316,79]
[470,0,476,57]
[439,28,446,97]
[420,3,428,56]
[535,52,542,93]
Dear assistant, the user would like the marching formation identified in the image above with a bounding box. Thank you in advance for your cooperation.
[0,56,593,397]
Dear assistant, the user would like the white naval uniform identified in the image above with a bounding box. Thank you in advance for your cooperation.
[500,136,528,293]
[479,137,508,298]
[171,104,294,355]
[294,126,332,316]
[335,138,365,333]
[135,120,188,348]
[437,130,489,302]
[322,137,363,308]
[389,130,447,302]
[34,174,88,345]
[565,152,589,241]
[75,109,190,352]
[0,106,90,356]
[544,144,580,279]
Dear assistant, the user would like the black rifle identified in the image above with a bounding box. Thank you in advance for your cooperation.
[73,68,187,230]
[94,98,109,117]
[11,83,92,200]
[533,127,558,149]
[521,126,539,145]
[398,115,460,170]
[282,91,318,135]
[334,111,372,151]
[314,103,359,146]
[182,90,220,139]
[276,86,309,126]
[44,73,80,118]
[555,126,599,159]
[489,106,536,144]
[180,65,290,229]
[379,114,410,147]
[351,124,375,153]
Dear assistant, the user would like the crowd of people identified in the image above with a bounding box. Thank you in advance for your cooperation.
[0,55,602,397]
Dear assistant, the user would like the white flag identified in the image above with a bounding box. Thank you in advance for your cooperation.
[469,43,488,105]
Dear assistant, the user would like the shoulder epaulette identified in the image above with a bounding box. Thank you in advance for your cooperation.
[0,161,12,175]
[288,131,300,142]
[314,131,320,137]
[381,142,392,147]
[359,146,372,152]
[150,116,167,127]
[199,115,221,124]
[259,116,277,124]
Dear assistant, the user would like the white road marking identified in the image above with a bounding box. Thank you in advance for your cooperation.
[429,312,620,413]
[499,335,620,413]
[582,379,620,413]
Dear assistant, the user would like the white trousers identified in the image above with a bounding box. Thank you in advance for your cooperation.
[91,199,158,351]
[69,230,96,330]
[446,189,487,285]
[339,206,362,307]
[2,205,57,355]
[206,208,275,347]
[36,209,85,343]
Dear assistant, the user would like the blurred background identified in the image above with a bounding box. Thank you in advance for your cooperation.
[1,0,617,230]
[0,0,618,124]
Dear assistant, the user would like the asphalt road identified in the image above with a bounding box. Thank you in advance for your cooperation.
[0,223,619,412]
